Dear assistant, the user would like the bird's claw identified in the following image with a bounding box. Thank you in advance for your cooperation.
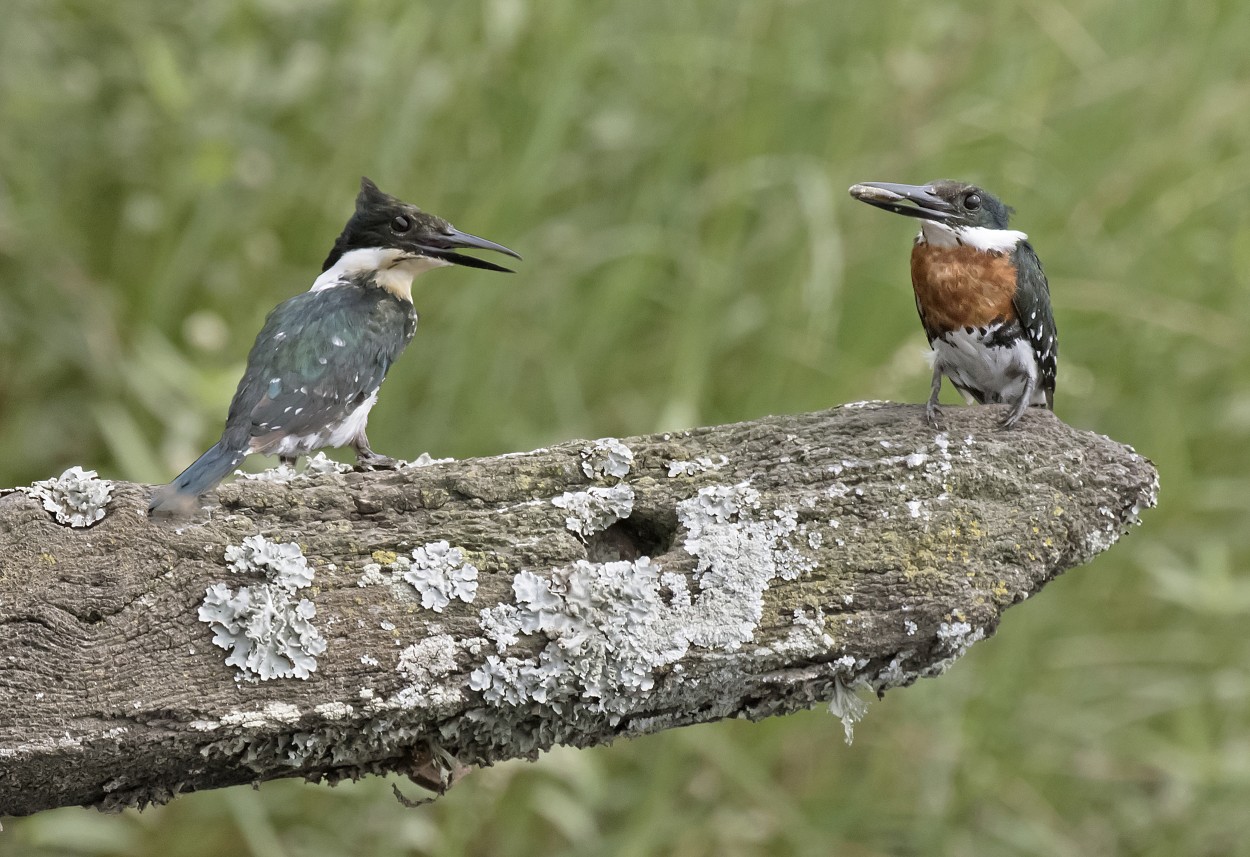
[924,403,944,430]
[356,452,400,471]
[998,403,1028,430]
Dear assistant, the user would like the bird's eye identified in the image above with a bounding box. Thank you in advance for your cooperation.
[963,193,982,211]
[391,215,411,233]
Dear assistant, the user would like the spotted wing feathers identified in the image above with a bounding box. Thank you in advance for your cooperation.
[221,287,416,450]
[1009,241,1058,408]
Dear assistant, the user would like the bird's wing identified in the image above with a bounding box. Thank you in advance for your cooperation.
[913,293,940,346]
[221,288,415,448]
[1010,241,1058,408]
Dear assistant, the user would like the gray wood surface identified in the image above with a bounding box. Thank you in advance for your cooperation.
[0,403,1158,817]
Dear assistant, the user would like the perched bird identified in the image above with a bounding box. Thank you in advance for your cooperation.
[150,177,520,514]
[848,180,1056,429]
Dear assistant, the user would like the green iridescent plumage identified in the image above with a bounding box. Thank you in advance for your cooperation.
[222,283,416,454]
[150,178,519,515]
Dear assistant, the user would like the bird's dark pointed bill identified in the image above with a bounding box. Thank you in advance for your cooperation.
[849,182,955,222]
[419,228,522,273]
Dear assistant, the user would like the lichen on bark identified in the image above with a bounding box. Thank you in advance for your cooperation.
[0,404,1157,817]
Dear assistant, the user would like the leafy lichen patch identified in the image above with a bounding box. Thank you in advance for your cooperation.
[551,485,634,538]
[357,562,387,587]
[462,481,826,740]
[236,452,354,484]
[402,541,479,612]
[401,452,456,468]
[468,557,690,714]
[236,463,300,483]
[0,404,1163,815]
[199,535,326,681]
[580,438,634,480]
[236,452,456,486]
[936,620,985,656]
[666,455,729,478]
[24,466,113,527]
[224,534,315,588]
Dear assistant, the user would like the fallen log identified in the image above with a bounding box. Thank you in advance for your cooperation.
[0,403,1158,818]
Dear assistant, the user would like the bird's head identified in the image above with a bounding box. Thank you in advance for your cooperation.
[322,177,521,275]
[848,180,1012,230]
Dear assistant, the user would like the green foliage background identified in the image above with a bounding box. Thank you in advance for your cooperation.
[2,1,1249,854]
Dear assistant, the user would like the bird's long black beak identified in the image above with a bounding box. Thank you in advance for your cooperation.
[848,182,955,223]
[418,228,522,273]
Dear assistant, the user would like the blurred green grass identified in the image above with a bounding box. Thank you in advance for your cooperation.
[2,0,1249,854]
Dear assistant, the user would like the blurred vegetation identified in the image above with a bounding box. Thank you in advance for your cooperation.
[2,0,1249,854]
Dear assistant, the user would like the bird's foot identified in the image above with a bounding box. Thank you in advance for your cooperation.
[355,451,401,471]
[997,403,1028,430]
[924,402,945,430]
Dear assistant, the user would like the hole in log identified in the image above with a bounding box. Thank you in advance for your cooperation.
[587,510,678,562]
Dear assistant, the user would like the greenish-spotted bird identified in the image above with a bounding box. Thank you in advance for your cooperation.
[150,177,519,514]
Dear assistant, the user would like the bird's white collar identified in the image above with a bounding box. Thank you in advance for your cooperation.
[918,221,1027,253]
[310,247,451,303]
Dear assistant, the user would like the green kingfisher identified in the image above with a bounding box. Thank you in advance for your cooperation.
[848,180,1057,429]
[149,177,520,514]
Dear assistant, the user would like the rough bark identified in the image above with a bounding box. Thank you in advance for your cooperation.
[0,403,1158,818]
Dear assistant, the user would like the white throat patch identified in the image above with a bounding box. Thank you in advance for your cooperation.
[918,221,1027,253]
[310,247,451,302]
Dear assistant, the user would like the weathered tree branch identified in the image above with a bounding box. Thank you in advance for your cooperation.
[0,404,1157,818]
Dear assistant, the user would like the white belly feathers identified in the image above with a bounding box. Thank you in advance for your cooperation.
[931,325,1046,406]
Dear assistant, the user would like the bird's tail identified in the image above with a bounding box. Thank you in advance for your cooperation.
[149,441,245,515]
